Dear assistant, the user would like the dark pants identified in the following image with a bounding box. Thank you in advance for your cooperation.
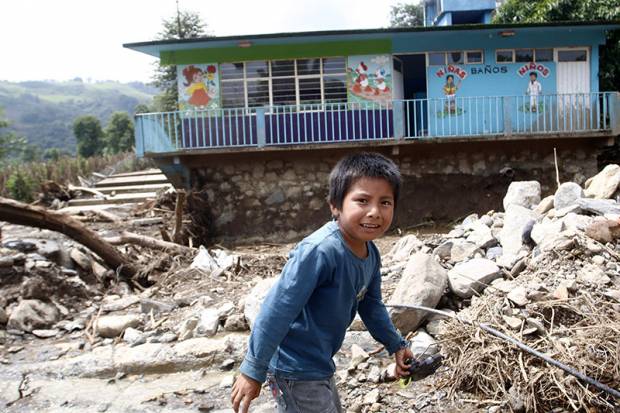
[268,375,343,413]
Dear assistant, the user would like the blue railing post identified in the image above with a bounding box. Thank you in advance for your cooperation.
[256,107,266,147]
[610,92,620,136]
[134,115,144,157]
[392,100,405,139]
[503,96,512,136]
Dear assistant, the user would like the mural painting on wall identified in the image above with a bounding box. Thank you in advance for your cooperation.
[518,62,551,113]
[435,65,467,117]
[347,55,392,103]
[177,64,220,112]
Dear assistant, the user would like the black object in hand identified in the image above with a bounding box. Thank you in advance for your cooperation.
[405,353,443,381]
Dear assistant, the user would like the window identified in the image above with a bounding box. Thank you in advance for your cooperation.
[465,50,483,64]
[558,49,587,62]
[534,48,553,62]
[447,51,463,64]
[496,49,514,63]
[515,49,534,62]
[428,52,446,66]
[219,57,346,108]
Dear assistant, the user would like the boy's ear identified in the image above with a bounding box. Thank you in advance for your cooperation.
[329,203,340,219]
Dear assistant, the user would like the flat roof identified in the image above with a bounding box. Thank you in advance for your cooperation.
[124,20,620,58]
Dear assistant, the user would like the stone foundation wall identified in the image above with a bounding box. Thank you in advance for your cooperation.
[184,138,603,244]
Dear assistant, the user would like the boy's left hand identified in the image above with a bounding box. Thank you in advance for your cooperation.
[394,347,414,378]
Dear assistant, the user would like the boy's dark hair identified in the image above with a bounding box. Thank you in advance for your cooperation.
[529,72,538,78]
[328,152,401,210]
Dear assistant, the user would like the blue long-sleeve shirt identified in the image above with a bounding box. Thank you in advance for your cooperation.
[240,221,405,383]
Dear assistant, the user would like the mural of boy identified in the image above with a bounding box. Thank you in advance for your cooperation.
[526,72,542,112]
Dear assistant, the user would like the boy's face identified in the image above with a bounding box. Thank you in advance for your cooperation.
[530,74,536,81]
[330,177,395,254]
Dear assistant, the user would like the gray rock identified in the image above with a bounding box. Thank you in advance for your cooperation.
[95,314,141,338]
[0,307,7,325]
[578,264,611,285]
[70,248,92,270]
[363,389,381,405]
[410,330,439,357]
[498,205,538,256]
[178,317,198,341]
[367,366,381,383]
[244,277,277,329]
[434,241,453,260]
[196,308,220,337]
[7,299,60,332]
[265,190,285,205]
[223,314,249,331]
[534,195,555,215]
[140,298,176,314]
[576,198,620,216]
[219,374,235,388]
[450,240,483,262]
[385,235,424,264]
[153,332,177,343]
[123,327,146,346]
[531,218,565,246]
[503,181,541,210]
[102,296,140,312]
[461,213,479,226]
[507,287,529,307]
[560,212,593,232]
[554,182,584,210]
[32,328,60,338]
[486,246,503,260]
[448,258,502,298]
[502,315,522,330]
[388,253,448,333]
[466,221,497,249]
[584,164,620,199]
[478,215,494,227]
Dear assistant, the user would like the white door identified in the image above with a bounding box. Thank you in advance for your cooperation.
[555,48,590,130]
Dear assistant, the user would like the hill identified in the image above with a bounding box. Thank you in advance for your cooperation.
[0,79,158,153]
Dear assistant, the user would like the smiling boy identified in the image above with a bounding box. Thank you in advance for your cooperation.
[231,152,412,413]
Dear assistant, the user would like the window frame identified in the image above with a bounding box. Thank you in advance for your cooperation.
[219,57,347,109]
[495,49,515,63]
[464,50,484,64]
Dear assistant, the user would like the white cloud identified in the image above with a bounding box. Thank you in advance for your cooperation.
[0,0,405,82]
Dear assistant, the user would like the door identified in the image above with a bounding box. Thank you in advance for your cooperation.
[555,48,590,130]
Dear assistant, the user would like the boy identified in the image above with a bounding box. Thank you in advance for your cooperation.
[231,152,413,413]
[526,72,542,112]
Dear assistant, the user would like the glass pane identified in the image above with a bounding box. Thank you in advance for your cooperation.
[298,78,321,104]
[466,51,482,64]
[515,49,534,62]
[247,79,269,107]
[272,77,296,105]
[496,50,513,63]
[220,63,244,80]
[535,48,553,62]
[428,52,445,66]
[322,57,345,74]
[271,60,295,77]
[297,59,320,76]
[245,60,268,79]
[323,75,347,103]
[221,81,245,107]
[447,51,463,64]
[558,50,587,62]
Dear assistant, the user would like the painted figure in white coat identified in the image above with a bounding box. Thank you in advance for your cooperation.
[526,72,542,112]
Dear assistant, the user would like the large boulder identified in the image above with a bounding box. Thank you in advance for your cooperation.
[244,277,278,329]
[465,221,497,249]
[384,235,424,265]
[554,182,584,210]
[448,258,502,298]
[584,164,620,199]
[7,299,60,332]
[95,314,141,338]
[449,240,483,263]
[576,198,620,216]
[498,205,538,256]
[531,218,565,247]
[503,181,541,210]
[388,253,448,333]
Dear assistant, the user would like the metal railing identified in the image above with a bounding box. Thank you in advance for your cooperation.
[134,92,617,156]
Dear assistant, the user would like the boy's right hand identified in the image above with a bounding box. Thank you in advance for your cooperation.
[231,373,261,413]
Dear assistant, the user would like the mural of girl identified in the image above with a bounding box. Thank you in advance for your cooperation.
[443,74,461,114]
[182,65,211,107]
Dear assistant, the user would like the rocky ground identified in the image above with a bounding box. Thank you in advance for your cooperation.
[1,164,620,412]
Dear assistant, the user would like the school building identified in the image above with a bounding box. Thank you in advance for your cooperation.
[124,7,620,242]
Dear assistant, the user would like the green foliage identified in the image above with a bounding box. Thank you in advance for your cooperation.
[6,171,35,203]
[389,2,424,28]
[152,10,207,112]
[73,115,104,158]
[494,0,620,91]
[0,109,28,162]
[104,112,134,154]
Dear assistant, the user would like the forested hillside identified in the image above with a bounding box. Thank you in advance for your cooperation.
[0,79,157,153]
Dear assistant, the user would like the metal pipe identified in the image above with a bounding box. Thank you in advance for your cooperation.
[386,304,620,400]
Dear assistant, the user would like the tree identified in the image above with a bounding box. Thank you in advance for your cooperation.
[494,0,620,91]
[0,109,28,162]
[104,112,135,154]
[73,115,104,158]
[152,10,207,112]
[6,171,35,203]
[389,2,424,28]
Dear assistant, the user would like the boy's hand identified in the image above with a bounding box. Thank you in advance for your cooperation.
[231,373,261,413]
[394,347,414,378]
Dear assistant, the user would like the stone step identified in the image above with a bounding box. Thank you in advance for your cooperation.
[67,192,158,206]
[105,168,163,178]
[96,183,173,195]
[95,174,169,188]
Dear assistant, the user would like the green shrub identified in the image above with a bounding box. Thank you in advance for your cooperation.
[6,171,34,202]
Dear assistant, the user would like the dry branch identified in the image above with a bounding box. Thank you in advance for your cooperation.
[173,190,186,244]
[89,209,122,224]
[104,231,194,255]
[0,196,136,278]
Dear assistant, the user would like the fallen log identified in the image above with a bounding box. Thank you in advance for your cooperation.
[104,231,194,255]
[0,196,136,278]
[89,209,122,224]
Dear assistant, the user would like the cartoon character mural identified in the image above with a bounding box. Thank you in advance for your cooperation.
[347,55,392,103]
[518,62,550,113]
[434,65,467,116]
[177,63,220,112]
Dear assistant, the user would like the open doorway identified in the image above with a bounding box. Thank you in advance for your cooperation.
[394,54,427,136]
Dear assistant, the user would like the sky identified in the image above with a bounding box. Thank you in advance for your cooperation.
[1,0,405,83]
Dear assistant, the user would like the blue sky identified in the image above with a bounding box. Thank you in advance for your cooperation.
[1,0,405,83]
